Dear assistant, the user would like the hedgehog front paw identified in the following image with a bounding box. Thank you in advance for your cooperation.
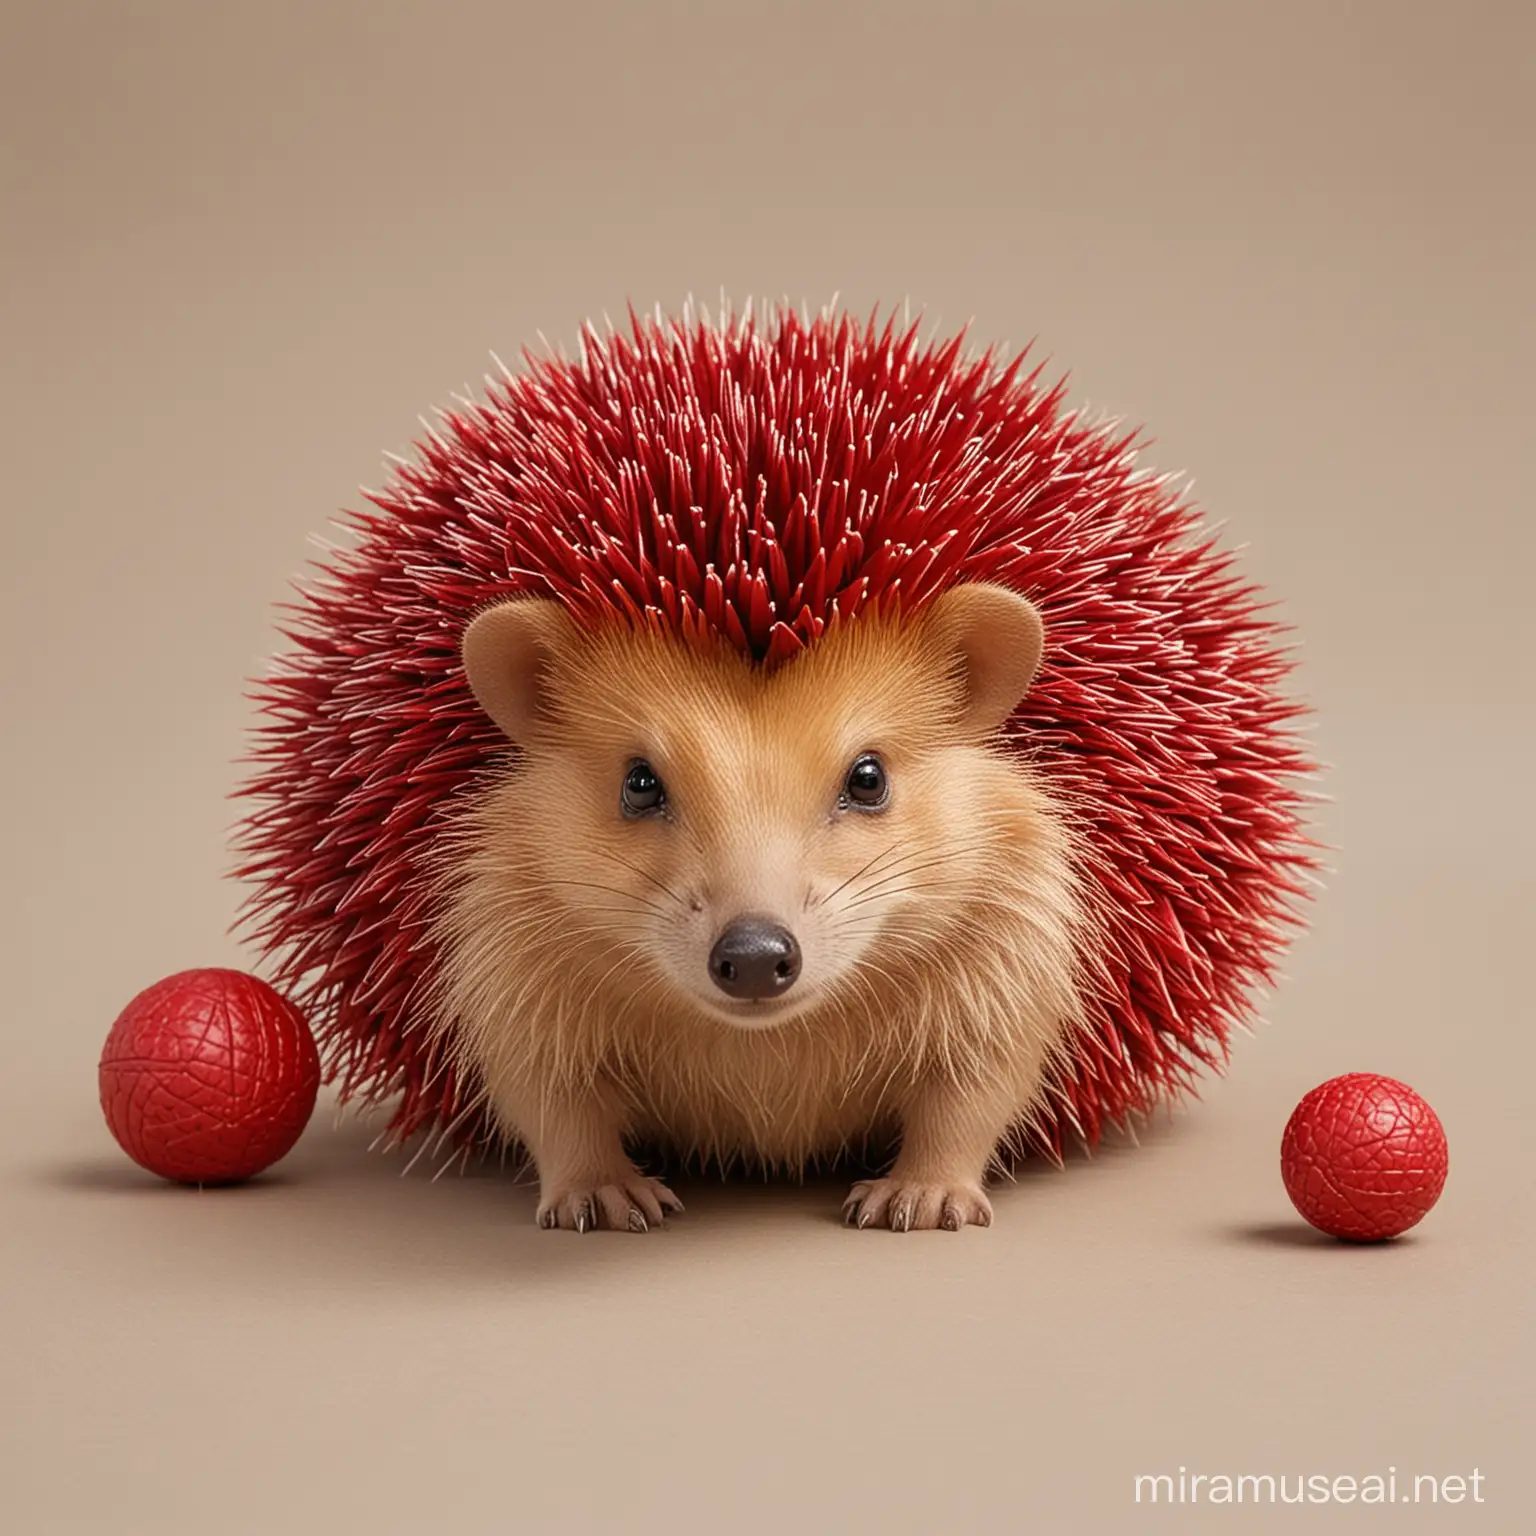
[536,1172,684,1233]
[842,1177,993,1232]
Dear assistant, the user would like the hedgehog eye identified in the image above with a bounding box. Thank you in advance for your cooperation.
[621,759,666,817]
[842,753,889,810]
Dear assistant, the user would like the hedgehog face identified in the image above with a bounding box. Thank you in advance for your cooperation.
[460,583,1046,1032]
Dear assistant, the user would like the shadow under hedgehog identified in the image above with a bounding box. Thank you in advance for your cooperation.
[233,300,1316,1233]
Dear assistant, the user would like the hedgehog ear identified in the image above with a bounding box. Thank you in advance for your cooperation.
[461,598,576,744]
[921,582,1046,738]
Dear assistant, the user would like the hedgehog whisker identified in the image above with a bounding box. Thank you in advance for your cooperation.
[838,843,998,908]
[814,839,903,910]
[538,879,670,917]
[591,848,689,908]
[839,833,1001,886]
[842,877,968,909]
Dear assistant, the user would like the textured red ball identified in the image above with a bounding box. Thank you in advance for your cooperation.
[98,968,320,1184]
[1280,1074,1448,1241]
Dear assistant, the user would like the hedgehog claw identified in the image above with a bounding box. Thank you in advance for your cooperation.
[537,1172,682,1232]
[842,1176,992,1232]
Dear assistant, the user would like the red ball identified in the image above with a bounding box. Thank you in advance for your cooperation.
[98,968,320,1184]
[1280,1074,1448,1241]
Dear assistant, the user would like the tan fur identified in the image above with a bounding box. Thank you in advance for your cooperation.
[423,584,1090,1231]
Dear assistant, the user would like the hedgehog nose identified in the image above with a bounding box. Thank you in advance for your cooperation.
[708,917,802,1000]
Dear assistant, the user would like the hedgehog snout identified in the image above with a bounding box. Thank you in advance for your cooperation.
[707,916,802,1001]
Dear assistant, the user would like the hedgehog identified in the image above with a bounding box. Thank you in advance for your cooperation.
[232,299,1316,1232]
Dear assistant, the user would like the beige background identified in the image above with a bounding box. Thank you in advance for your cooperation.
[2,2,1532,1532]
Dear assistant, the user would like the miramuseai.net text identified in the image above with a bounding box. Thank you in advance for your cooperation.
[1133,1468,1486,1506]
